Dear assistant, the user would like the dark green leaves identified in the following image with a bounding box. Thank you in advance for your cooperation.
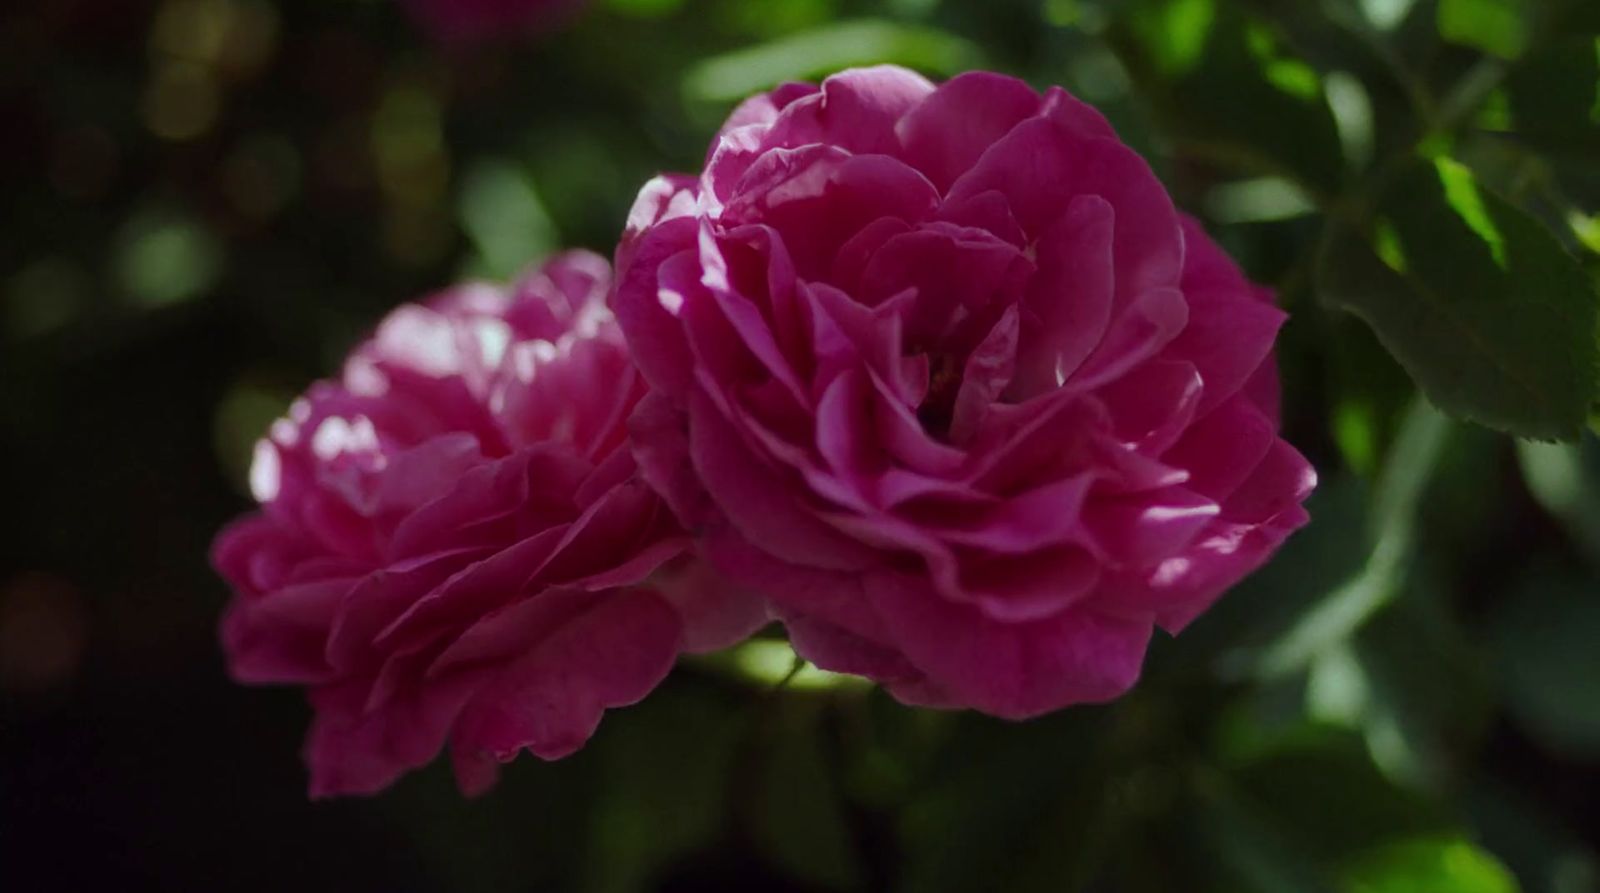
[1317,158,1599,440]
[1437,0,1533,60]
[1490,568,1600,759]
[1110,0,1347,196]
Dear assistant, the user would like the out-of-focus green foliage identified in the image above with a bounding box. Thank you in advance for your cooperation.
[2,0,1598,891]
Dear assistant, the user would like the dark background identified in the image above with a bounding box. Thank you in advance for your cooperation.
[3,0,1599,890]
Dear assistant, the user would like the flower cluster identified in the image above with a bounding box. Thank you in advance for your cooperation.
[214,66,1314,795]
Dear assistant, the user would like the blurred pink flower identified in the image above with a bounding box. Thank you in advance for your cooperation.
[613,66,1316,718]
[213,251,763,797]
[404,0,583,43]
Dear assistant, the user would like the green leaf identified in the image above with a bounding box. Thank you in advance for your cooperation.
[1437,0,1533,60]
[1342,835,1521,893]
[1504,36,1600,163]
[1489,567,1600,759]
[1468,780,1600,893]
[1179,478,1371,674]
[898,711,1110,893]
[583,686,747,893]
[1516,435,1600,567]
[1191,779,1340,893]
[1257,399,1451,678]
[1317,158,1599,441]
[1308,573,1495,789]
[458,159,557,282]
[1126,0,1217,75]
[1216,727,1457,871]
[682,20,982,103]
[1109,2,1347,196]
[750,701,864,891]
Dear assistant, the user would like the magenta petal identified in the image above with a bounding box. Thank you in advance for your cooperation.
[222,577,352,684]
[305,672,480,798]
[896,70,1042,192]
[688,386,878,571]
[1094,359,1204,454]
[1011,195,1116,399]
[1072,287,1190,390]
[725,148,940,278]
[866,573,1153,718]
[702,523,893,644]
[783,611,925,685]
[1220,440,1318,524]
[949,127,1183,296]
[1164,395,1278,503]
[325,548,488,674]
[936,189,1028,248]
[614,219,701,398]
[831,216,914,293]
[374,526,567,655]
[763,65,935,157]
[815,367,873,478]
[718,82,820,138]
[450,588,680,761]
[372,434,485,517]
[1166,296,1286,419]
[961,547,1103,623]
[628,391,716,528]
[652,556,772,653]
[948,304,1020,444]
[1083,487,1220,567]
[1128,508,1308,634]
[931,473,1097,555]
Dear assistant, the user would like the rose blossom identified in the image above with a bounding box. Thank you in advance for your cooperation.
[613,66,1316,718]
[213,251,763,797]
[404,0,582,43]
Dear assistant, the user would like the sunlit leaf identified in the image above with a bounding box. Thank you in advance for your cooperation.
[458,159,557,281]
[682,20,982,103]
[1126,0,1216,75]
[1343,835,1521,893]
[1317,159,1599,441]
[1437,0,1532,60]
[1109,2,1346,196]
[728,639,868,692]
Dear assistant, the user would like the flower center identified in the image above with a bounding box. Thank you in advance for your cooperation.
[916,353,963,438]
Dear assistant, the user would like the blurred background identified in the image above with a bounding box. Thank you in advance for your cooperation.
[2,0,1598,890]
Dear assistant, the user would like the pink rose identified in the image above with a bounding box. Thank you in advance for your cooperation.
[404,0,582,43]
[613,67,1316,718]
[213,251,763,797]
